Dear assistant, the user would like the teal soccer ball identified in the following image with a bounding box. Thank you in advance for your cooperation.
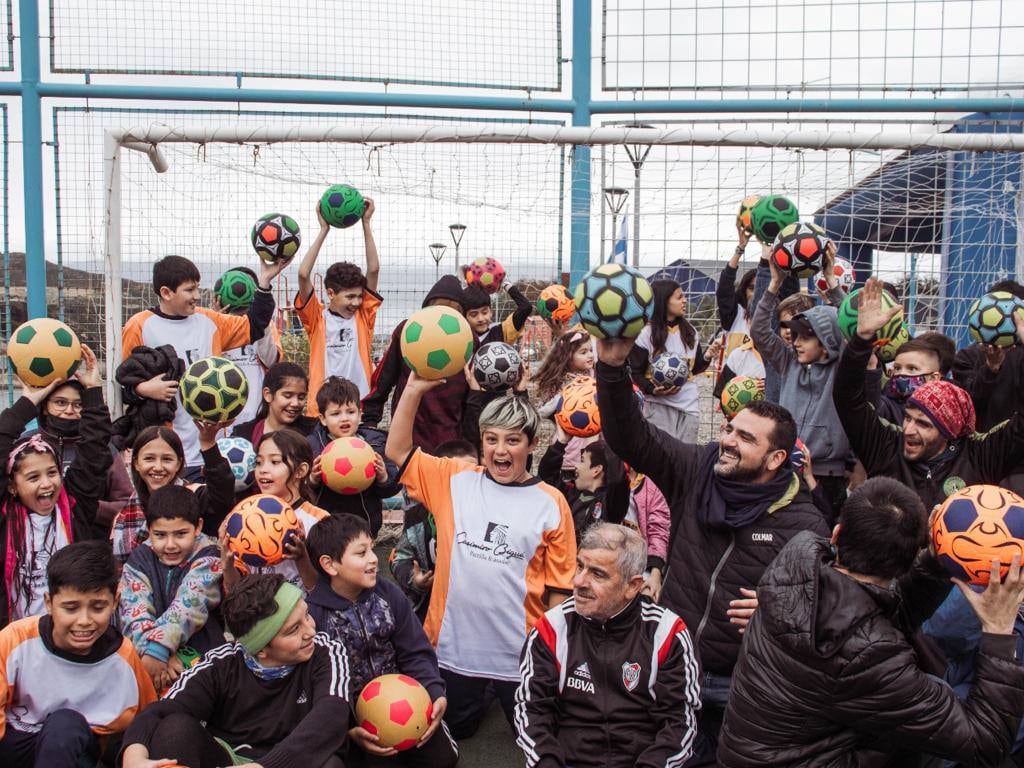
[573,263,654,340]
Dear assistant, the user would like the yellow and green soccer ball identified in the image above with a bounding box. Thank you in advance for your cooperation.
[180,356,249,423]
[968,291,1024,348]
[400,306,474,380]
[7,318,82,387]
[573,263,654,340]
[721,375,765,419]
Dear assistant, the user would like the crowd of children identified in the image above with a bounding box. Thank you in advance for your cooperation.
[5,196,1024,768]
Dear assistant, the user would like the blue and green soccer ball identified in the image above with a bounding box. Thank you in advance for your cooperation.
[573,263,654,340]
[217,437,257,492]
[319,184,365,229]
[968,291,1024,348]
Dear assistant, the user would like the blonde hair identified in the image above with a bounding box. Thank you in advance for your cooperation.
[478,395,540,442]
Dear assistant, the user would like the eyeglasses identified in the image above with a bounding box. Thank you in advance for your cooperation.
[49,398,83,412]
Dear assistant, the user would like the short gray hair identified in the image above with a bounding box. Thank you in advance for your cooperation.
[578,523,647,581]
[478,394,540,442]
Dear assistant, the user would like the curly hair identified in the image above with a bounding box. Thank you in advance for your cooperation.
[324,261,368,293]
[534,330,591,403]
[222,573,285,638]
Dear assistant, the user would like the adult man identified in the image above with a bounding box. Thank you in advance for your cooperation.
[594,338,828,764]
[719,477,1024,767]
[515,524,700,768]
[834,278,1024,511]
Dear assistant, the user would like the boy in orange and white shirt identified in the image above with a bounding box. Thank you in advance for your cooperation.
[0,541,155,767]
[386,376,576,740]
[295,199,382,416]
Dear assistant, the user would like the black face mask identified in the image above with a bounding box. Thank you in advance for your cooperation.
[45,416,80,438]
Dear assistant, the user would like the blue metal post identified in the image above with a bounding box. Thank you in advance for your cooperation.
[569,0,592,289]
[19,0,45,318]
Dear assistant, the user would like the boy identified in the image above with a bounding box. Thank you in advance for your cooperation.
[385,381,576,739]
[390,439,478,621]
[122,254,286,476]
[865,332,956,425]
[0,541,156,768]
[306,515,458,767]
[295,199,381,416]
[462,280,534,345]
[213,266,282,426]
[538,427,628,543]
[122,573,351,768]
[118,485,223,692]
[307,376,401,537]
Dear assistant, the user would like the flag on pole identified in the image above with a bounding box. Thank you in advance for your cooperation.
[609,209,628,264]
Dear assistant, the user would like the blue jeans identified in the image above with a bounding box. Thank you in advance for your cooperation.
[0,709,97,768]
[683,671,732,767]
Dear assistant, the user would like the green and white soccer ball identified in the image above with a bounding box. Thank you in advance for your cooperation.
[573,263,654,340]
[180,356,249,424]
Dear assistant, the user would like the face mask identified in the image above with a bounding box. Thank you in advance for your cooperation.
[885,374,931,401]
[45,416,80,437]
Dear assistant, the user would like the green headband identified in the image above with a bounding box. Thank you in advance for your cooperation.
[237,582,304,655]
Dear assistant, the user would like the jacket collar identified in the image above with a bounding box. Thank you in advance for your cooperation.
[577,594,643,634]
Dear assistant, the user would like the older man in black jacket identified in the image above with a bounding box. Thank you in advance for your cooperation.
[720,476,1024,767]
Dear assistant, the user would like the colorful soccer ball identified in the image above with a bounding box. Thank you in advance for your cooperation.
[399,306,475,381]
[224,494,302,573]
[556,377,601,437]
[465,257,506,295]
[815,257,855,293]
[536,284,576,322]
[836,287,904,345]
[770,222,828,279]
[180,356,249,424]
[720,375,765,419]
[251,213,301,265]
[736,195,761,236]
[214,269,257,311]
[573,263,654,340]
[876,323,912,364]
[932,484,1024,586]
[650,353,689,388]
[472,342,522,390]
[319,184,365,229]
[790,437,810,472]
[6,318,81,387]
[320,437,377,495]
[968,291,1024,348]
[751,195,800,245]
[216,437,257,492]
[355,674,433,751]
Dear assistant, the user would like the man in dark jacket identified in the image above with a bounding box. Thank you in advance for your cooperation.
[719,476,1024,767]
[594,337,829,765]
[835,278,1024,512]
[516,523,701,768]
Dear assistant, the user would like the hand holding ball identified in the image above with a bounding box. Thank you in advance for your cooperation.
[320,184,366,229]
[356,674,434,751]
[933,484,1024,586]
[320,437,378,494]
[224,494,303,574]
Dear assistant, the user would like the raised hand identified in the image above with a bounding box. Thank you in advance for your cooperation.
[955,553,1024,635]
[362,197,375,221]
[856,278,901,341]
[75,344,102,388]
[595,337,634,367]
[17,374,66,406]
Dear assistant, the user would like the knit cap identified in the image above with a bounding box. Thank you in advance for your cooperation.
[907,380,976,440]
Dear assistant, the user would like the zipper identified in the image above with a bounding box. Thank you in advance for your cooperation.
[694,531,736,653]
[355,608,377,678]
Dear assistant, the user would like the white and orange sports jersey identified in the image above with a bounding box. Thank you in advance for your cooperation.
[399,449,576,681]
[221,322,283,426]
[294,288,382,416]
[0,616,156,739]
[122,307,255,465]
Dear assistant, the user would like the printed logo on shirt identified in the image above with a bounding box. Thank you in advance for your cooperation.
[621,661,641,692]
[455,521,526,565]
[327,326,355,353]
[296,690,308,705]
[567,662,595,693]
[750,531,774,544]
[484,522,509,546]
[573,662,591,679]
[943,475,966,498]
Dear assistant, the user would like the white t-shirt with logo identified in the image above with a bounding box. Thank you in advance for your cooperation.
[635,324,702,415]
[323,310,370,397]
[11,513,69,620]
[221,326,280,426]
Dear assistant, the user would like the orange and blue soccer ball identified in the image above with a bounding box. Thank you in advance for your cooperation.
[932,484,1024,586]
[224,494,302,573]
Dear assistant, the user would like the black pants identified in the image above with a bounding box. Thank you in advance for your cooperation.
[440,668,518,740]
[147,711,346,768]
[0,709,97,768]
[344,720,460,767]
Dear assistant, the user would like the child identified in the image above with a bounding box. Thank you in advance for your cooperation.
[220,429,324,593]
[307,376,400,537]
[385,382,576,739]
[295,199,381,415]
[625,466,671,602]
[118,485,223,692]
[462,280,534,345]
[390,439,478,621]
[0,541,155,767]
[362,274,469,452]
[122,254,286,477]
[121,573,350,768]
[0,346,112,627]
[630,279,710,443]
[867,332,956,425]
[231,361,317,443]
[213,266,282,426]
[306,515,458,766]
[535,328,594,411]
[538,427,628,543]
[111,424,235,565]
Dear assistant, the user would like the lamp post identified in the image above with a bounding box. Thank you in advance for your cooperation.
[603,186,629,263]
[623,122,654,267]
[428,243,447,281]
[449,223,467,273]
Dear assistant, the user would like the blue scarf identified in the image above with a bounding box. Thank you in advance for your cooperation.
[243,651,296,681]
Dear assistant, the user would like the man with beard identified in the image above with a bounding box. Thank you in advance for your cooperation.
[594,337,828,766]
[834,278,1024,512]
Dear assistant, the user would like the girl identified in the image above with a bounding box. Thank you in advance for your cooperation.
[111,424,234,565]
[0,345,111,626]
[231,362,316,444]
[631,279,710,443]
[535,329,595,415]
[220,428,325,593]
[624,466,671,603]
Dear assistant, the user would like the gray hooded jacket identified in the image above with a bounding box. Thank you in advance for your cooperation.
[750,289,849,476]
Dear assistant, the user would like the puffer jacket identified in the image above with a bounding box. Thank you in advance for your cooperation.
[595,360,829,676]
[719,532,1024,768]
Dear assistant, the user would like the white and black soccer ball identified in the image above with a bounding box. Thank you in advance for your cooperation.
[472,342,522,390]
[651,354,689,388]
[217,437,257,492]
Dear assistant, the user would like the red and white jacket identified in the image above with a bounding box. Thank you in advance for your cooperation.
[515,596,701,768]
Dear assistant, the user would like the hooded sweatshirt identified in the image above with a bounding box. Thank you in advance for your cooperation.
[750,290,849,477]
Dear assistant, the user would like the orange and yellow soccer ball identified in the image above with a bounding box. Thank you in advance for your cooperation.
[320,437,377,495]
[556,377,601,438]
[7,318,81,387]
[356,674,433,751]
[932,484,1024,586]
[224,494,302,574]
[736,195,761,235]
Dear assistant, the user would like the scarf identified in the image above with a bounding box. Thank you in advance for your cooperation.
[696,443,796,529]
[243,651,297,681]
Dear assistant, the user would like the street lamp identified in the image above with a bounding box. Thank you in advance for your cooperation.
[428,243,447,281]
[603,186,629,262]
[449,223,467,272]
[623,122,654,266]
